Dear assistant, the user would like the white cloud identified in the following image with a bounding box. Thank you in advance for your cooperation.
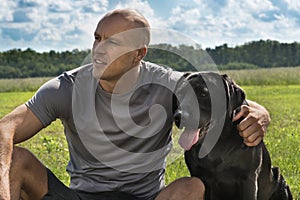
[114,0,167,28]
[240,0,278,12]
[48,0,73,12]
[0,0,109,51]
[192,0,209,10]
[284,0,300,11]
[0,0,300,52]
[170,6,202,27]
[74,0,108,13]
[115,0,155,16]
[0,1,16,21]
[164,0,300,48]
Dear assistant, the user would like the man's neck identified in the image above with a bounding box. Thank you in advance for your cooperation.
[99,64,141,94]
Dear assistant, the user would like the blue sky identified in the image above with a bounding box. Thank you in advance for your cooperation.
[1,0,300,52]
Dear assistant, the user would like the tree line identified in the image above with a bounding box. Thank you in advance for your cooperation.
[0,39,299,78]
[0,49,89,78]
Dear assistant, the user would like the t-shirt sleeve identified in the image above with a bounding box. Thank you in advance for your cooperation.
[25,77,63,127]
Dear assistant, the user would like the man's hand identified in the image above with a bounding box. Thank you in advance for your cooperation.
[233,100,271,147]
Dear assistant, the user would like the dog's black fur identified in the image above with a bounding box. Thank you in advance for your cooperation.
[175,72,293,200]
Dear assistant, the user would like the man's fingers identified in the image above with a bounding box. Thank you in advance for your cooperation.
[232,105,250,122]
[238,120,265,146]
[243,135,263,147]
[233,101,269,147]
[237,115,258,136]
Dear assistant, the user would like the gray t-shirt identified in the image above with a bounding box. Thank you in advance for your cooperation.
[26,61,183,198]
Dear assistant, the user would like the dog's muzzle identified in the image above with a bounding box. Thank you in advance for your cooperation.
[174,109,192,129]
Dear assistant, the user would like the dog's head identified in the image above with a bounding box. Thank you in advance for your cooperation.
[175,72,246,150]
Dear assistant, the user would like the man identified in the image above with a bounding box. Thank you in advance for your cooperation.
[0,9,270,200]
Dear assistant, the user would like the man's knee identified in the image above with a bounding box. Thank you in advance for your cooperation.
[11,146,34,170]
[177,177,205,200]
[11,146,46,178]
[156,177,205,200]
[10,146,48,199]
[183,177,205,196]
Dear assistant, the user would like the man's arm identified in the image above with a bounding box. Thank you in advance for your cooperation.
[0,104,44,199]
[233,100,271,147]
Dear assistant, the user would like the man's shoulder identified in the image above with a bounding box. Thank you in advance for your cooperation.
[142,61,172,72]
[142,61,184,82]
[59,63,93,83]
[35,64,92,98]
[25,65,94,126]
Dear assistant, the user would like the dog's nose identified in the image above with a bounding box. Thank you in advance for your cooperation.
[174,110,182,128]
[174,110,191,129]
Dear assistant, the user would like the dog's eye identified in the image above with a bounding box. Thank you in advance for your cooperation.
[199,87,209,97]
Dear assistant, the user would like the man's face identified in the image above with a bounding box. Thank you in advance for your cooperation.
[92,15,141,81]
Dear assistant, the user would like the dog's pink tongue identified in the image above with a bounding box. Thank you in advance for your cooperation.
[179,129,200,151]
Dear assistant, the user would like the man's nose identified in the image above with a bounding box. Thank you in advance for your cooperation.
[93,41,106,54]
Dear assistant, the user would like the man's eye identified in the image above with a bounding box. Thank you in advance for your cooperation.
[94,35,101,41]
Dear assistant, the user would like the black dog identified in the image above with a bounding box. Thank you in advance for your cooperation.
[175,72,293,200]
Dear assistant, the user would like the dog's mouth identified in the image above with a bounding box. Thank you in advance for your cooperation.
[178,122,211,151]
[199,122,211,138]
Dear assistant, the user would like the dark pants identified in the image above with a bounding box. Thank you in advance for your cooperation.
[42,169,158,200]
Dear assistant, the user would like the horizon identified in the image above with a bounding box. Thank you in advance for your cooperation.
[1,38,298,53]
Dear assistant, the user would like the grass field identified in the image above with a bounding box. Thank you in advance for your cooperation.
[0,67,299,198]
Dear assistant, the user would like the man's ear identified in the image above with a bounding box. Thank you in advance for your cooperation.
[136,46,147,60]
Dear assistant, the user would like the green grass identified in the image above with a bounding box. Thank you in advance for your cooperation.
[222,66,300,85]
[0,68,299,198]
[244,85,300,197]
[0,77,52,92]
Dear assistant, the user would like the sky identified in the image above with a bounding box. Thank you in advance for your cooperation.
[1,0,300,52]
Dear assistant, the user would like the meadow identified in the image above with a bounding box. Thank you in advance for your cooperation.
[0,67,299,198]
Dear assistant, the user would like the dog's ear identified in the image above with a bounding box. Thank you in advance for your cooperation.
[221,74,246,116]
[221,74,235,85]
[183,72,191,78]
[221,73,230,81]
